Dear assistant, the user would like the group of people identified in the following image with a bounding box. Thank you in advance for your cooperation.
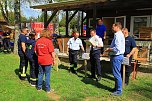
[18,27,55,93]
[0,29,12,53]
[17,19,136,95]
[67,19,136,96]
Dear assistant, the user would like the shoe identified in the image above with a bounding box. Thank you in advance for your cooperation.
[110,91,122,96]
[46,89,54,93]
[96,76,102,81]
[30,83,36,87]
[37,87,42,91]
[88,75,96,79]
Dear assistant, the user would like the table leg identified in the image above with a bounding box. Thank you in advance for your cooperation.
[123,64,125,87]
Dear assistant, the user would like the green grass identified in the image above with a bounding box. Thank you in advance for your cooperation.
[0,53,152,101]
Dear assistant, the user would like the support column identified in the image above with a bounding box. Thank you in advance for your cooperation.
[81,11,84,36]
[93,5,97,29]
[44,10,48,28]
[66,10,69,36]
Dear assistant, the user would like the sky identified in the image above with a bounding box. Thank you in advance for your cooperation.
[21,2,42,18]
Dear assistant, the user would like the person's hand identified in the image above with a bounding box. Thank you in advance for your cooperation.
[104,48,110,52]
[126,54,131,58]
[103,36,106,40]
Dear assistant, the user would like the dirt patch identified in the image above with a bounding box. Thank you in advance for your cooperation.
[47,92,61,101]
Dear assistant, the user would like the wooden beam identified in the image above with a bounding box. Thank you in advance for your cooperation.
[68,10,78,23]
[44,10,48,28]
[93,5,96,29]
[46,10,58,27]
[81,11,84,36]
[66,11,69,36]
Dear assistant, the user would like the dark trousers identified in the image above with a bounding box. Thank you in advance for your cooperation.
[69,49,78,68]
[90,49,101,77]
[19,53,28,79]
[121,56,132,85]
[29,56,38,85]
[3,39,10,51]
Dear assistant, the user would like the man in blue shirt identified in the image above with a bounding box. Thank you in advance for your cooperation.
[121,28,136,86]
[96,19,106,54]
[18,27,29,80]
[105,22,125,96]
[67,32,84,74]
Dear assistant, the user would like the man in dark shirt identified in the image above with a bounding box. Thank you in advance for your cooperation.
[121,28,136,86]
[3,30,11,53]
[96,19,106,54]
[18,27,29,80]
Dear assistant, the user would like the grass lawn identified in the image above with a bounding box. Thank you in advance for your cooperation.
[0,53,152,101]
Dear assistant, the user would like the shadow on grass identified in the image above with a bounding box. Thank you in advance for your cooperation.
[81,77,113,92]
[137,65,152,74]
[14,68,30,83]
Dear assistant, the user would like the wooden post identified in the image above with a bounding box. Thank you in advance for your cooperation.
[122,64,125,87]
[81,11,84,36]
[66,10,69,36]
[84,59,87,77]
[44,10,48,28]
[93,5,97,29]
[86,12,89,37]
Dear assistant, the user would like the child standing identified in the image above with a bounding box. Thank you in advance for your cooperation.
[26,33,38,86]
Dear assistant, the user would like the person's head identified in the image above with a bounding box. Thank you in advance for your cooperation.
[74,32,79,39]
[98,19,103,25]
[40,29,51,39]
[122,28,129,37]
[90,29,96,37]
[21,27,29,35]
[29,33,35,40]
[112,22,122,32]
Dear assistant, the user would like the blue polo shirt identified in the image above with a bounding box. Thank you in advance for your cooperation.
[125,36,136,55]
[18,34,27,54]
[96,24,106,39]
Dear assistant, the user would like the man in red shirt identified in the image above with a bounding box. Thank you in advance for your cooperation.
[35,29,55,93]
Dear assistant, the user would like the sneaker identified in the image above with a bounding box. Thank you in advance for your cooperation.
[96,76,102,81]
[110,91,122,96]
[46,89,54,93]
[37,87,42,91]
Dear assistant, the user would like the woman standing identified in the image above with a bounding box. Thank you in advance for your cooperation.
[35,29,55,93]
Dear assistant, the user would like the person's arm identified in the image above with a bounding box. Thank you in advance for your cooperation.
[126,38,137,58]
[21,42,26,53]
[126,47,136,58]
[104,31,106,39]
[51,52,55,65]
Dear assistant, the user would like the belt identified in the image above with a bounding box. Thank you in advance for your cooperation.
[110,54,123,57]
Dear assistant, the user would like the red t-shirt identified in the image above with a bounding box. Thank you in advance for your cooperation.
[34,37,54,65]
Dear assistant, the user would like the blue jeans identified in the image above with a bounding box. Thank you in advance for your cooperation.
[110,55,124,92]
[37,65,52,91]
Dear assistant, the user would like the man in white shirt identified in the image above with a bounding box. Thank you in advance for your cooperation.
[67,32,84,74]
[89,29,103,81]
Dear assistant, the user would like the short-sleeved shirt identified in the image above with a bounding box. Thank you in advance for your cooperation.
[18,34,27,55]
[67,37,83,51]
[125,36,136,55]
[34,37,54,65]
[96,24,106,39]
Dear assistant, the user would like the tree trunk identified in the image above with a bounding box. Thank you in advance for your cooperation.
[13,0,21,54]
